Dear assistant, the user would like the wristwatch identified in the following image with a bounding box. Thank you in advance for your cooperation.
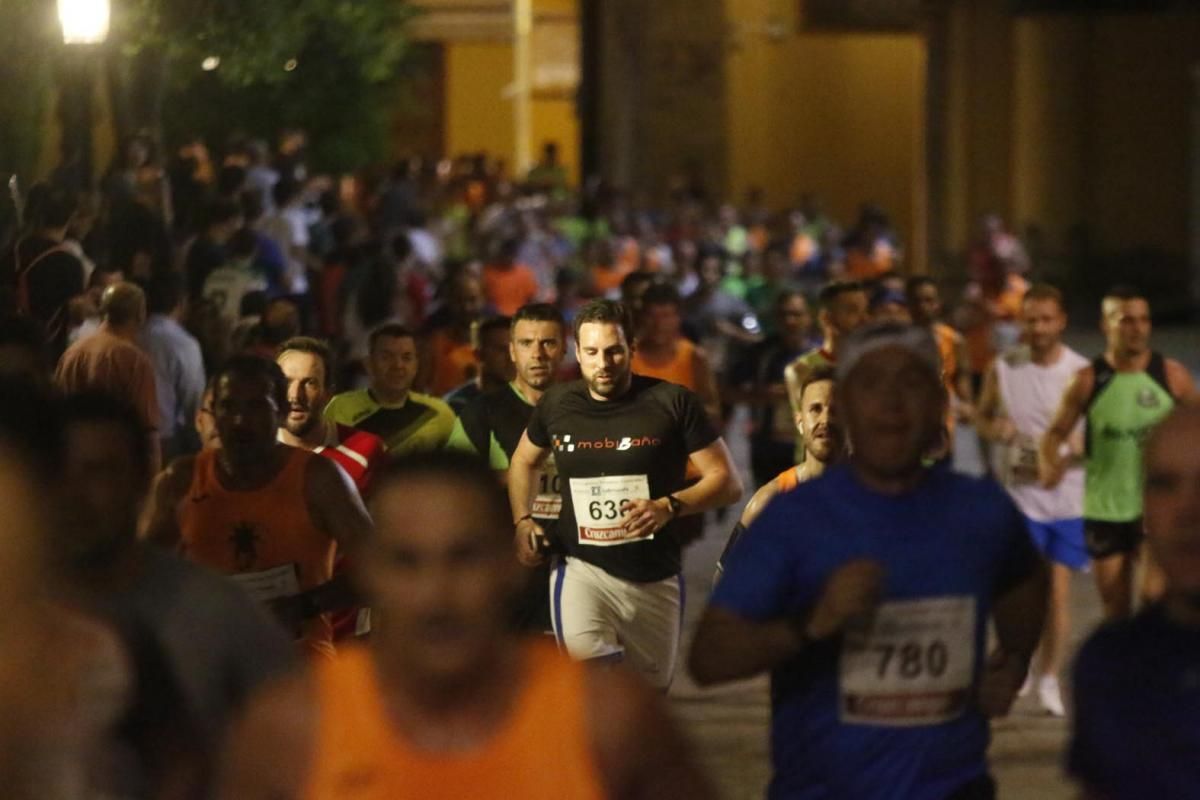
[664,494,683,519]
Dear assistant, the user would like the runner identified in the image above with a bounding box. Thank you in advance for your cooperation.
[975,283,1088,716]
[691,322,1047,799]
[631,282,721,424]
[324,322,455,455]
[276,336,386,495]
[1040,285,1195,619]
[218,451,715,800]
[508,299,742,689]
[1069,404,1200,799]
[442,315,514,415]
[58,391,295,795]
[715,365,843,582]
[142,355,374,658]
[783,280,867,458]
[446,302,568,632]
[908,275,974,456]
[277,336,387,640]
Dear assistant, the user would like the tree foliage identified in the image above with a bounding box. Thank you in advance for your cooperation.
[0,0,58,182]
[115,0,418,170]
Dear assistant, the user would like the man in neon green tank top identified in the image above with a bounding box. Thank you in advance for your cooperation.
[1040,286,1195,619]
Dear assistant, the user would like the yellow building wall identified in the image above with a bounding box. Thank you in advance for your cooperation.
[445,42,517,165]
[725,0,924,253]
[443,40,579,184]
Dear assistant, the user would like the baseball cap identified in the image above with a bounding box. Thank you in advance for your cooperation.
[835,322,941,383]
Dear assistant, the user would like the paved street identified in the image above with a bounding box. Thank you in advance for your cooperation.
[669,325,1200,799]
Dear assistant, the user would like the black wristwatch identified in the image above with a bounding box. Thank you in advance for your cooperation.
[664,494,683,519]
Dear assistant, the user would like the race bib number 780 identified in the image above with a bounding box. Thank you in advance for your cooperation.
[839,595,976,727]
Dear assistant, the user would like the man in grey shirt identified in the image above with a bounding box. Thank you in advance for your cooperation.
[56,390,295,797]
[139,271,206,458]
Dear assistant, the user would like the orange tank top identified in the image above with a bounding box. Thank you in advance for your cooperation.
[633,338,698,391]
[178,447,335,657]
[429,329,478,396]
[774,465,801,493]
[303,642,607,800]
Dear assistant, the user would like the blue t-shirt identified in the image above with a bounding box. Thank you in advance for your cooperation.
[711,464,1038,799]
[1069,604,1200,799]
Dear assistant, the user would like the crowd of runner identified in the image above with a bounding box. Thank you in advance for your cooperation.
[0,135,1196,799]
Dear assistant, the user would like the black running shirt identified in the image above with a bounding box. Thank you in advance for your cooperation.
[525,374,718,582]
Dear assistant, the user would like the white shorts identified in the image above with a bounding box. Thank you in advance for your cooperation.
[549,556,684,691]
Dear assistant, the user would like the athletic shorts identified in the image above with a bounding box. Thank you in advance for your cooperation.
[1083,518,1144,560]
[549,556,683,691]
[1023,516,1088,571]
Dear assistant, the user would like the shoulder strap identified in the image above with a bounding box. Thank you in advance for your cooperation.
[1147,351,1173,398]
[1084,355,1114,413]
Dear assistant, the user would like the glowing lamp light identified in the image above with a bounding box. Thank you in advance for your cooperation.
[58,0,110,45]
[283,58,298,72]
[202,56,220,71]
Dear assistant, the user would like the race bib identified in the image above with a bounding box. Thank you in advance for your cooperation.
[228,564,301,605]
[839,596,977,727]
[569,474,651,546]
[1006,434,1039,485]
[532,455,562,520]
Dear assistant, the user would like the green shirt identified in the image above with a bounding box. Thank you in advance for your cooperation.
[323,389,455,456]
[1084,353,1175,522]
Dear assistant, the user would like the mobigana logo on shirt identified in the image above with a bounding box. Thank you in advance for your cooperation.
[553,433,662,453]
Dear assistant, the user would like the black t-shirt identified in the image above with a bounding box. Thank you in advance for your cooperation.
[526,375,718,582]
[727,335,808,445]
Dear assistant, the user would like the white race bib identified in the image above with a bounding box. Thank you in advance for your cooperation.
[228,564,301,605]
[1005,434,1039,485]
[569,474,651,546]
[839,596,976,727]
[532,455,562,520]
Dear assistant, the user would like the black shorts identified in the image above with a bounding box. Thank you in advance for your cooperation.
[1084,518,1144,559]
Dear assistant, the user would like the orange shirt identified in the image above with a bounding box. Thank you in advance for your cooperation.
[774,465,801,493]
[178,447,335,657]
[590,264,629,296]
[55,329,159,436]
[482,263,538,316]
[303,642,606,800]
[427,328,478,396]
[632,338,698,391]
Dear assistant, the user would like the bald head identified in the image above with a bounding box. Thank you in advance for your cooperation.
[1144,403,1200,610]
[100,282,147,331]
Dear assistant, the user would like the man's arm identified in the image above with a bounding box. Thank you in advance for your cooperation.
[738,479,781,529]
[623,439,743,540]
[288,456,374,619]
[980,556,1048,717]
[954,335,975,417]
[587,665,717,800]
[783,358,812,417]
[1165,358,1197,402]
[1039,366,1093,489]
[216,670,314,799]
[139,456,195,546]
[974,361,1014,444]
[509,431,551,565]
[690,559,884,685]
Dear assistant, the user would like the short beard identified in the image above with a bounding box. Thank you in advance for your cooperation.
[285,413,321,438]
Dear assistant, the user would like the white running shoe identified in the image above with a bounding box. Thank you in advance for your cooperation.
[1018,669,1034,698]
[1037,675,1065,717]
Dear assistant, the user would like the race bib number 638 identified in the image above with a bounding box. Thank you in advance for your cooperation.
[839,595,976,727]
[569,474,651,546]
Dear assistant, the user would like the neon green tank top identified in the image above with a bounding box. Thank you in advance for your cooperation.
[1084,353,1174,521]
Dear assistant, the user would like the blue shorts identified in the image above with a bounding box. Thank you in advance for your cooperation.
[1023,516,1089,570]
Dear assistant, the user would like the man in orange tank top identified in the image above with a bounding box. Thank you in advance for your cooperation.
[218,451,715,799]
[631,282,721,425]
[716,366,845,581]
[142,355,374,658]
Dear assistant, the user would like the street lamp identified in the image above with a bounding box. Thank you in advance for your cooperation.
[56,0,109,191]
[57,0,110,45]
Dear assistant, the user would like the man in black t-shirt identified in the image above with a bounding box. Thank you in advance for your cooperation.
[509,299,743,689]
[446,303,568,632]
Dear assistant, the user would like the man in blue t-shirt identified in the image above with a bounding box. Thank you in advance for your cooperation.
[689,322,1047,800]
[1068,404,1200,799]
